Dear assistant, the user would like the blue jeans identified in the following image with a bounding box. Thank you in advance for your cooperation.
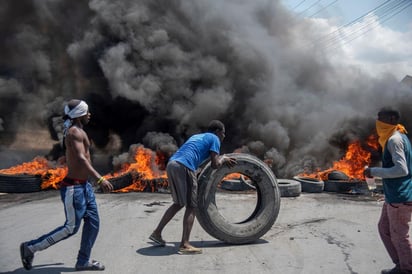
[27,182,100,266]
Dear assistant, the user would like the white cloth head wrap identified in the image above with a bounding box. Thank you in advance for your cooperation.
[64,100,88,119]
[63,100,88,137]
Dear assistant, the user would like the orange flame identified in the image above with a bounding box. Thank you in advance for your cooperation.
[366,133,379,151]
[0,145,168,192]
[104,145,167,192]
[299,135,379,181]
[0,156,67,189]
[223,173,244,180]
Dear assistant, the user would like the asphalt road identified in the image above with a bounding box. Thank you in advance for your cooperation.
[0,189,396,274]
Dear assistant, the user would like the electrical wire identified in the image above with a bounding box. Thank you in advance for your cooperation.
[298,0,321,16]
[308,0,338,17]
[309,0,412,50]
[338,0,412,47]
[292,0,307,11]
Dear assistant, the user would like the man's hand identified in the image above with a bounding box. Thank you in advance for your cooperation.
[100,179,114,193]
[222,155,237,168]
[364,167,372,178]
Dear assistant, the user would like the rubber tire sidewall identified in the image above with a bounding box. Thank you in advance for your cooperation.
[196,153,281,244]
[293,176,324,193]
[277,179,301,197]
[108,172,134,191]
[0,174,42,193]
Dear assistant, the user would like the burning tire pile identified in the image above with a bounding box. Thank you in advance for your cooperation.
[276,179,301,197]
[293,170,372,195]
[0,152,282,244]
[0,151,379,245]
[0,174,42,193]
[292,176,324,193]
[106,172,140,191]
[107,173,169,193]
[324,170,370,194]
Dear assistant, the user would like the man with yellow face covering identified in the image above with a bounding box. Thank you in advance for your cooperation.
[365,107,412,274]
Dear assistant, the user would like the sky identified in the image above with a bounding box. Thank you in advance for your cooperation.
[281,0,412,80]
[282,0,412,31]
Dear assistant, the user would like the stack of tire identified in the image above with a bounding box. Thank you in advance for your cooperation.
[0,174,43,193]
[0,171,139,193]
[322,170,369,194]
[106,172,137,191]
[220,176,302,198]
[292,171,369,194]
[276,179,302,197]
[292,176,324,194]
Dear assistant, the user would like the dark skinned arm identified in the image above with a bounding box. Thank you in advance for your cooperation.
[210,151,237,169]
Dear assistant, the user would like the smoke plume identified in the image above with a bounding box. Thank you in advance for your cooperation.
[1,0,411,177]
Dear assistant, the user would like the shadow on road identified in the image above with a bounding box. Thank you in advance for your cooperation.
[137,239,269,256]
[2,262,76,274]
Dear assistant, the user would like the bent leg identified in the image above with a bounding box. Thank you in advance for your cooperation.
[27,186,83,253]
[154,203,183,236]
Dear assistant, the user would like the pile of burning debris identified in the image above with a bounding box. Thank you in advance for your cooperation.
[294,170,381,195]
[0,135,382,195]
[293,135,382,195]
[0,144,169,193]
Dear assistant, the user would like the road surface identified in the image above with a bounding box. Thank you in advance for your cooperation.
[0,189,395,274]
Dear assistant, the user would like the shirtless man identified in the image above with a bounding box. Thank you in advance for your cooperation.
[20,99,113,271]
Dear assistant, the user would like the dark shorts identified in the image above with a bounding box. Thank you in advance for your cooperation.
[166,160,197,207]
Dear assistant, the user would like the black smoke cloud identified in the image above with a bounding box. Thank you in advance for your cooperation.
[0,0,411,177]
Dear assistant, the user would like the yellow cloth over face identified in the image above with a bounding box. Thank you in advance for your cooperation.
[376,120,407,150]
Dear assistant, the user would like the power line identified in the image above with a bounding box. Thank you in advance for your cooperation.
[337,0,412,48]
[314,0,391,47]
[298,0,321,16]
[292,0,307,11]
[308,0,338,18]
[310,0,412,50]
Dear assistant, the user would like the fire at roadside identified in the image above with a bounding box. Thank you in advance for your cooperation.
[0,144,169,193]
[297,134,380,181]
[0,133,383,194]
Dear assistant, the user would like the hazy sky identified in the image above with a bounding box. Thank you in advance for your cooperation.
[281,0,412,80]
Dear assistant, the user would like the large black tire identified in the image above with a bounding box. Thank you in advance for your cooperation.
[196,153,281,244]
[293,176,324,193]
[277,179,301,197]
[325,180,369,194]
[108,172,135,191]
[0,174,42,193]
[323,180,339,192]
[327,170,349,181]
[220,179,255,191]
